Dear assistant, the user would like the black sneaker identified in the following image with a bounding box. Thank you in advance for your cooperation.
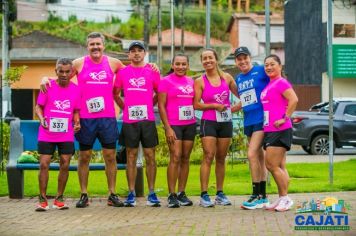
[177,191,193,206]
[108,193,124,207]
[76,193,89,208]
[167,193,180,208]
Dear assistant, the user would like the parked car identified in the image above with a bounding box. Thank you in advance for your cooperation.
[291,98,356,155]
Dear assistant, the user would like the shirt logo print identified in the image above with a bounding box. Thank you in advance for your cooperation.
[54,100,70,111]
[129,77,146,88]
[178,85,193,94]
[89,71,107,81]
[214,91,228,104]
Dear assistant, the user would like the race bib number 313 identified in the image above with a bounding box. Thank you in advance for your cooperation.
[86,97,105,113]
[216,108,232,122]
[49,117,68,132]
[128,105,148,120]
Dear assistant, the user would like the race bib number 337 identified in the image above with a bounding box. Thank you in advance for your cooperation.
[49,117,68,132]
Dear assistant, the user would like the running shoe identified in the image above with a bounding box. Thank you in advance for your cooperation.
[215,192,232,206]
[108,193,124,207]
[177,191,193,206]
[167,193,180,208]
[76,193,89,208]
[124,191,137,207]
[275,196,294,212]
[241,195,259,209]
[35,195,49,212]
[53,195,69,210]
[265,197,282,211]
[200,194,214,208]
[147,192,161,207]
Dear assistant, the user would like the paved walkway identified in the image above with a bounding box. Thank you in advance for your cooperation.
[0,192,355,236]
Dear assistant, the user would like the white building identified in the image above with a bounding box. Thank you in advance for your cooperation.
[226,13,285,64]
[322,0,356,101]
[17,0,132,22]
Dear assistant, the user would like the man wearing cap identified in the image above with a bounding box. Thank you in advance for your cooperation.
[114,41,161,207]
[234,46,270,210]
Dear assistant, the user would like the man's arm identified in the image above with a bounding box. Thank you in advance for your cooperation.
[35,104,48,129]
[113,87,125,109]
[73,110,81,132]
[109,57,126,73]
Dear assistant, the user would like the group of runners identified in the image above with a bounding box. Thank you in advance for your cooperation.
[35,32,298,212]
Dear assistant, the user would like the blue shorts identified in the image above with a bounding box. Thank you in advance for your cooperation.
[75,118,119,149]
[244,122,264,137]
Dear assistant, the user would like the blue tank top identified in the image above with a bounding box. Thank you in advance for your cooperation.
[235,65,269,126]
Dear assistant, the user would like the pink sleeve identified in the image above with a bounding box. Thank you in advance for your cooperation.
[153,71,161,91]
[37,91,47,106]
[158,78,168,93]
[278,79,292,94]
[114,70,123,89]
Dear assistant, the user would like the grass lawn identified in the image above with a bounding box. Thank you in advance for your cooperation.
[1,159,356,197]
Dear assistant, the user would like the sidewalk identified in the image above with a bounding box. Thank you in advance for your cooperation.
[0,192,354,236]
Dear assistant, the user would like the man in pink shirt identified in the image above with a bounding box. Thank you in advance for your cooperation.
[35,58,81,211]
[114,41,161,207]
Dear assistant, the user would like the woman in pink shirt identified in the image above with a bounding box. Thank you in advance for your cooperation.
[158,54,196,208]
[260,54,298,212]
[194,49,239,207]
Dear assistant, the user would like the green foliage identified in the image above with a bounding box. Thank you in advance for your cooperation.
[117,15,144,39]
[3,66,28,86]
[1,122,10,163]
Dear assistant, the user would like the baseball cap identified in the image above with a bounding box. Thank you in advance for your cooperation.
[234,46,250,57]
[128,41,145,51]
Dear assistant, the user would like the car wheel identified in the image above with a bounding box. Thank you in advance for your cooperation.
[310,134,336,155]
[302,145,312,154]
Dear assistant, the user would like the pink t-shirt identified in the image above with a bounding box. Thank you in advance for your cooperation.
[115,64,160,123]
[37,80,81,142]
[201,75,231,122]
[260,77,292,132]
[158,73,196,126]
[76,55,115,118]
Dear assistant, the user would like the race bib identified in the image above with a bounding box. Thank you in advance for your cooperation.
[128,105,148,120]
[49,117,68,132]
[216,108,232,122]
[179,105,194,120]
[86,97,105,113]
[264,111,269,126]
[240,89,258,107]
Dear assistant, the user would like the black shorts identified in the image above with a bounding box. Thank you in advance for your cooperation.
[263,128,292,151]
[199,119,233,138]
[119,121,158,148]
[244,122,263,137]
[171,124,197,141]
[38,141,74,155]
[75,118,119,150]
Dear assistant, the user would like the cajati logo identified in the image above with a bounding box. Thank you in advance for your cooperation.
[294,197,350,231]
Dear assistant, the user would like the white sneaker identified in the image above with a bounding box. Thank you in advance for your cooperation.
[275,196,293,212]
[265,197,281,210]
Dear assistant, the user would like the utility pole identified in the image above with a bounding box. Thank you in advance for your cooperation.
[180,0,185,53]
[327,0,334,185]
[170,0,175,61]
[2,0,11,117]
[143,0,150,51]
[265,0,270,57]
[157,0,162,70]
[206,0,211,48]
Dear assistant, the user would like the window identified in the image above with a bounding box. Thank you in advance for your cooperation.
[344,105,356,116]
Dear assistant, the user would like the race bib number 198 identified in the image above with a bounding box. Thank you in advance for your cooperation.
[216,108,232,122]
[49,117,68,132]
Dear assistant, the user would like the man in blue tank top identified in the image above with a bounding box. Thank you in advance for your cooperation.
[234,47,270,210]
